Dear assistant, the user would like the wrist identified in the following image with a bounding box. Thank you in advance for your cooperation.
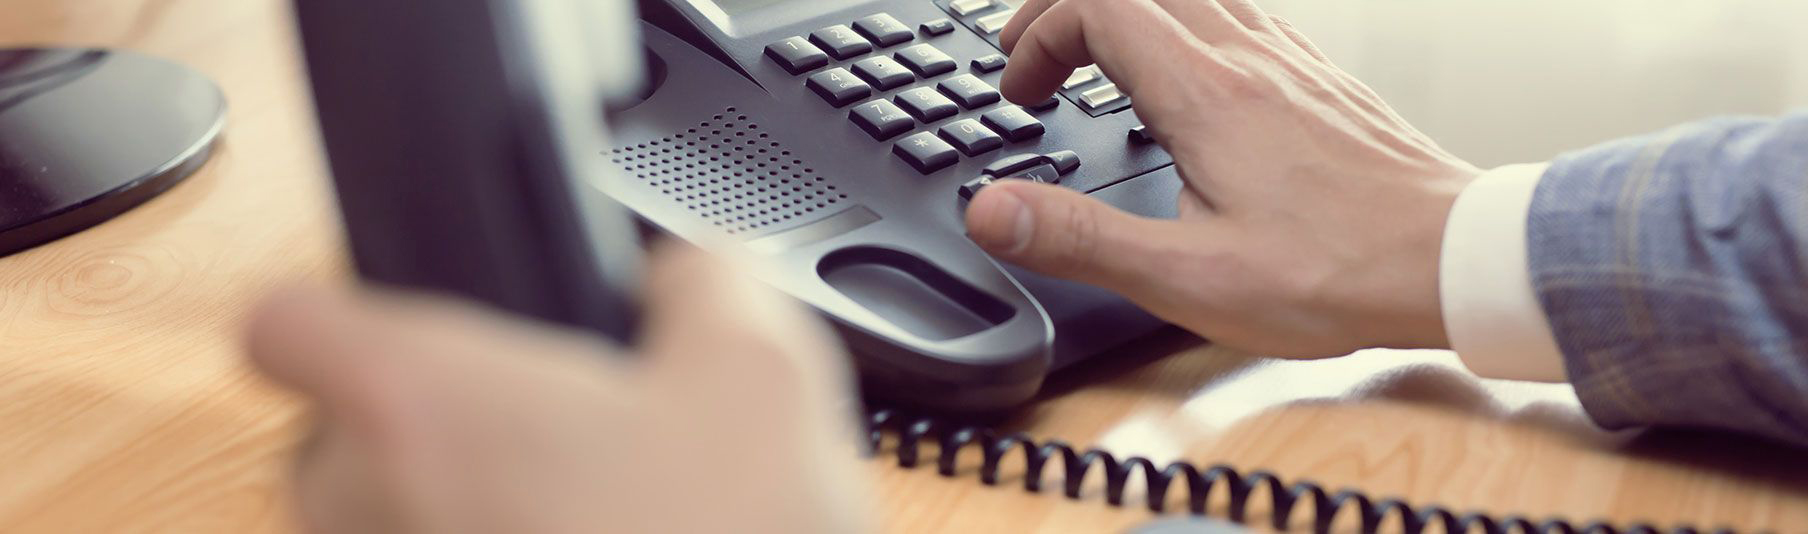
[1345,162,1479,350]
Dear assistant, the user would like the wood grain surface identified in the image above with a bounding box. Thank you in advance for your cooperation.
[2,1,1804,533]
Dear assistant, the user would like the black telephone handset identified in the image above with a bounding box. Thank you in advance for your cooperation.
[296,0,644,341]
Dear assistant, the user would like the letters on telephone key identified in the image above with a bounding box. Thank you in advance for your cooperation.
[894,87,960,123]
[852,56,916,91]
[854,14,916,47]
[809,24,874,60]
[851,100,915,141]
[807,68,873,108]
[937,74,1002,110]
[895,44,958,78]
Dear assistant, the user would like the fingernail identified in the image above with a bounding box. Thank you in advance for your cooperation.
[971,188,1034,255]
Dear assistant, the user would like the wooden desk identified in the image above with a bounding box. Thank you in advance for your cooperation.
[2,1,1803,533]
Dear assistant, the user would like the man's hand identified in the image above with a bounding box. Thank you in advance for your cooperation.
[248,245,869,534]
[967,0,1482,357]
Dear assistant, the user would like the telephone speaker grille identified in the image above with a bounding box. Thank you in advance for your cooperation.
[608,107,849,236]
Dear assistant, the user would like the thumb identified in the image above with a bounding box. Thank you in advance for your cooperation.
[964,180,1186,293]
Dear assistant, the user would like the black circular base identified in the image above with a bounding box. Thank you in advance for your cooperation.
[0,48,225,257]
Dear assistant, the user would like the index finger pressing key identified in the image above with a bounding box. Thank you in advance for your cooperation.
[997,0,1224,106]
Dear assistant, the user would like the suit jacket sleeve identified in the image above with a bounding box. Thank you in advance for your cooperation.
[1529,110,1808,445]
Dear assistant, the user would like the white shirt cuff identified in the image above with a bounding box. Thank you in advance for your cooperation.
[1440,163,1567,382]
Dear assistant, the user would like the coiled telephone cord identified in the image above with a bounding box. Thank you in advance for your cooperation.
[864,408,1746,534]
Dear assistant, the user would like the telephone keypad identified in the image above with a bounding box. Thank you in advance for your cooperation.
[895,132,961,174]
[938,119,1004,157]
[851,100,915,141]
[766,37,830,75]
[775,11,1137,178]
[894,87,960,123]
[980,106,1044,142]
[936,74,1001,110]
[807,68,873,107]
[895,44,959,78]
[810,25,874,60]
[852,56,916,91]
[853,14,916,47]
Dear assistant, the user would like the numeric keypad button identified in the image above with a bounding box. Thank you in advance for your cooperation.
[806,68,872,107]
[895,44,958,78]
[937,74,1002,109]
[850,100,915,141]
[894,87,960,123]
[765,37,829,75]
[851,56,915,91]
[853,14,916,47]
[895,132,960,174]
[980,106,1045,142]
[938,119,1004,157]
[810,25,873,60]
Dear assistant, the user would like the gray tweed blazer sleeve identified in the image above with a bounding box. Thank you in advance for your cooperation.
[1529,111,1808,445]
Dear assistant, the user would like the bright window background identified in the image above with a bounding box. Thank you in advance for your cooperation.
[1012,0,1808,166]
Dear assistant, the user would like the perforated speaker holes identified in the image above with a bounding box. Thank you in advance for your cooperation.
[608,107,849,236]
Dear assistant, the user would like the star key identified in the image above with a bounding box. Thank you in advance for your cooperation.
[893,132,959,174]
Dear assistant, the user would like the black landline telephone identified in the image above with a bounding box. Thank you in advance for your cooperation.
[606,0,1184,412]
[292,0,1735,532]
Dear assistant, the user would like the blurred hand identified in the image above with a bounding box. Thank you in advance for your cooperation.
[967,0,1483,357]
[248,245,870,534]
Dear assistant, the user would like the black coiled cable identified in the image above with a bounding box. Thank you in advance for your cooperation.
[864,408,1747,534]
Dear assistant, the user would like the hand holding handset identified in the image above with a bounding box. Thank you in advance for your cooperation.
[295,0,645,339]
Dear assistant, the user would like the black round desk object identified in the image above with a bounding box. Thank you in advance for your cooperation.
[0,47,225,257]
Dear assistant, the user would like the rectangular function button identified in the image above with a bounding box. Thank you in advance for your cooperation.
[850,100,915,141]
[981,154,1048,177]
[852,56,915,91]
[975,10,1016,34]
[895,44,958,78]
[765,37,829,75]
[950,0,994,16]
[1062,66,1100,90]
[853,14,916,47]
[980,106,1045,142]
[937,74,1002,109]
[810,25,874,60]
[1080,83,1125,109]
[921,18,956,36]
[894,87,960,123]
[806,68,872,107]
[895,132,960,174]
[1129,125,1156,145]
[938,119,1005,157]
[971,53,1007,73]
